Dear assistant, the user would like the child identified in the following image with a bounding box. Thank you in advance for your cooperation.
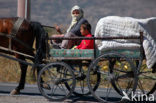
[73,21,94,49]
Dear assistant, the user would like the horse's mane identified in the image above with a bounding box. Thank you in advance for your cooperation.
[30,22,48,64]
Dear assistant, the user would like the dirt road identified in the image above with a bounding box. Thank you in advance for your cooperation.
[0,94,98,103]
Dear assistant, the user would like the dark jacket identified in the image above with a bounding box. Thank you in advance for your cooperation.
[70,18,88,36]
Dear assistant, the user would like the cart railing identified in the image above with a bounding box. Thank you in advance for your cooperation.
[48,32,144,60]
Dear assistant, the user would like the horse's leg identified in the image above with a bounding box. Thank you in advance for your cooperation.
[10,54,27,95]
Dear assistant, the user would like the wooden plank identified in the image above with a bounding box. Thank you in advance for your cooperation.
[50,49,140,59]
[0,46,34,59]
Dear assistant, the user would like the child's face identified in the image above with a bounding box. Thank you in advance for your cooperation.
[80,26,88,36]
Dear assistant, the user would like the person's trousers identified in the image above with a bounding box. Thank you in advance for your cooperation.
[51,32,81,49]
[61,32,81,49]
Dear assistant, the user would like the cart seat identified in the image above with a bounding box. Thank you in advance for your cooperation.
[49,49,140,60]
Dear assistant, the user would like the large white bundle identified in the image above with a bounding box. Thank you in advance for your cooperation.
[95,16,156,68]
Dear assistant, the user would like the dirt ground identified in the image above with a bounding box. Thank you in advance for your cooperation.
[0,94,98,103]
[0,95,52,103]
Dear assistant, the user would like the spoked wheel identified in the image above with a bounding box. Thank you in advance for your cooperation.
[109,56,138,99]
[37,62,76,101]
[135,60,156,95]
[65,65,100,96]
[87,52,137,103]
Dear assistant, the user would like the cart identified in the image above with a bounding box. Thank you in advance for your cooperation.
[37,26,156,103]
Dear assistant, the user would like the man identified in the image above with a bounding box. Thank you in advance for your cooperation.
[52,5,88,49]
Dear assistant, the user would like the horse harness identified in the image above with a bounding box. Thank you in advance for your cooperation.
[9,18,24,50]
[0,18,34,51]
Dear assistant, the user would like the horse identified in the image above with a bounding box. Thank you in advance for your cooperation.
[0,17,47,95]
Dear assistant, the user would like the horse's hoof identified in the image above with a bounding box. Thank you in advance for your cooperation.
[41,83,51,90]
[10,89,20,95]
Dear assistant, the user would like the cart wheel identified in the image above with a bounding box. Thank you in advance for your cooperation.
[87,52,137,103]
[37,62,76,101]
[135,60,156,95]
[65,65,100,96]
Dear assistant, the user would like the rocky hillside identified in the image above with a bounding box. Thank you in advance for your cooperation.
[0,0,156,31]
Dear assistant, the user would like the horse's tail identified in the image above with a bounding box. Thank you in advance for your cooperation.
[30,22,48,76]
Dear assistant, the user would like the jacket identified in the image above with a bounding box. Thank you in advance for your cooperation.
[76,34,94,49]
[70,18,88,36]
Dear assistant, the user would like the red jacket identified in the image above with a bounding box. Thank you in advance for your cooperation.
[76,34,94,49]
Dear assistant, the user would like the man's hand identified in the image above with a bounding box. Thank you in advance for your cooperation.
[55,24,62,34]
